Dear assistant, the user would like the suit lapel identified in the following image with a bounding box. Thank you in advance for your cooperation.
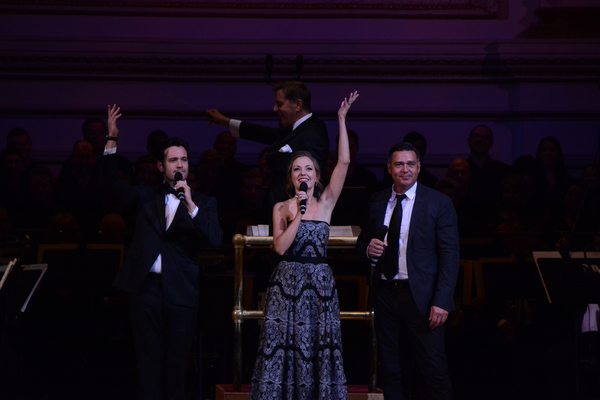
[155,191,166,232]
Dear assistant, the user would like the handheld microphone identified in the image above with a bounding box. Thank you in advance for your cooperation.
[299,182,308,214]
[174,172,186,201]
[370,225,388,268]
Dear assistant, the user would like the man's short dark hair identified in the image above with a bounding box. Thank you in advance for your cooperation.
[403,131,427,148]
[7,128,31,144]
[388,142,420,163]
[272,81,312,113]
[156,137,189,162]
[469,124,493,139]
[82,118,107,137]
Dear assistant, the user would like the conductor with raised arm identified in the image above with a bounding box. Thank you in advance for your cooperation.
[103,105,222,400]
[206,81,329,206]
[356,142,459,400]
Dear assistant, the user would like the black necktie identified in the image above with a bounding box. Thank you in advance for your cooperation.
[383,194,407,280]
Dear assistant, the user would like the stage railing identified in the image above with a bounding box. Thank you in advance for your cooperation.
[231,233,377,393]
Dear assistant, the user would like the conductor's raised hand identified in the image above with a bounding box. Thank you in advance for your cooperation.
[205,109,231,128]
[108,104,121,138]
[338,91,359,119]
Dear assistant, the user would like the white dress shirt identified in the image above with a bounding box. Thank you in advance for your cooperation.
[380,182,418,280]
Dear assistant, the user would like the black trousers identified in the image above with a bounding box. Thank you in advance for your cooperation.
[374,280,452,400]
[129,273,198,400]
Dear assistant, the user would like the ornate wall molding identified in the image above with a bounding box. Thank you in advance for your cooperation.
[520,7,600,39]
[0,0,504,19]
[1,39,598,83]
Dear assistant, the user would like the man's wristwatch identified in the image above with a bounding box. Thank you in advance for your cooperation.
[106,135,118,141]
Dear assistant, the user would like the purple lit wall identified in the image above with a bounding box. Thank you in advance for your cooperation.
[1,0,599,175]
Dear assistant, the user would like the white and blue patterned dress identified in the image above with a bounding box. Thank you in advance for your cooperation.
[250,220,348,400]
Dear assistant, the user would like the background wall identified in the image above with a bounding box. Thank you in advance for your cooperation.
[1,0,599,175]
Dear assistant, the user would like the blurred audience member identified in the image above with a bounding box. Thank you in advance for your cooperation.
[535,136,573,216]
[134,154,161,189]
[330,130,376,226]
[221,170,270,241]
[494,176,543,256]
[0,148,28,220]
[146,130,168,158]
[544,182,597,251]
[196,149,224,198]
[211,131,251,213]
[98,213,128,245]
[17,167,59,245]
[403,131,438,188]
[446,158,492,237]
[55,141,104,236]
[6,128,35,174]
[257,146,272,188]
[466,125,510,210]
[43,213,82,244]
[81,117,134,181]
[186,170,198,192]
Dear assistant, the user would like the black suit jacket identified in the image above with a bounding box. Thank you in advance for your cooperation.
[357,183,459,316]
[239,115,329,205]
[101,153,222,308]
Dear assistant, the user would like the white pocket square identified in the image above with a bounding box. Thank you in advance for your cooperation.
[279,144,293,153]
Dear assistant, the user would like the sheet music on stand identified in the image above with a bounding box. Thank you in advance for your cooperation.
[533,251,600,305]
[0,261,47,313]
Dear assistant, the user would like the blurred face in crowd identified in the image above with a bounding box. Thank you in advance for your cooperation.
[72,141,95,178]
[2,154,24,180]
[583,166,598,189]
[136,161,161,188]
[213,132,237,163]
[30,174,54,205]
[410,139,426,161]
[468,126,493,156]
[158,146,188,186]
[538,140,559,169]
[388,150,420,194]
[8,134,32,162]
[500,179,523,209]
[241,176,266,209]
[83,122,107,155]
[446,158,471,190]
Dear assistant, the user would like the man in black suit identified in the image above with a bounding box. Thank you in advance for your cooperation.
[356,142,459,400]
[205,81,329,206]
[103,105,222,400]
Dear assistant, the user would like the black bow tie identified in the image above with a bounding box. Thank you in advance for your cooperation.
[159,182,176,196]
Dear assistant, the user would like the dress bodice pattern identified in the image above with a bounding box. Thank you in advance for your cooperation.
[286,220,329,259]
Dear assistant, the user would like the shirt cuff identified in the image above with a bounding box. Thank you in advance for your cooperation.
[103,146,117,155]
[189,206,199,219]
[229,119,242,138]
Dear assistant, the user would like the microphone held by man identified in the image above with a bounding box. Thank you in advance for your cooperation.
[174,172,186,201]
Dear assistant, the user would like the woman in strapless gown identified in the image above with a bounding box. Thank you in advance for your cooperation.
[250,92,359,400]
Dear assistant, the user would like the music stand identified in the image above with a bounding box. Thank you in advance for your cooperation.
[533,251,600,306]
[0,262,47,313]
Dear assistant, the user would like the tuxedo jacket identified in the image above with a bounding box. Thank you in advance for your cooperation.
[101,153,222,309]
[240,115,329,204]
[357,183,460,316]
